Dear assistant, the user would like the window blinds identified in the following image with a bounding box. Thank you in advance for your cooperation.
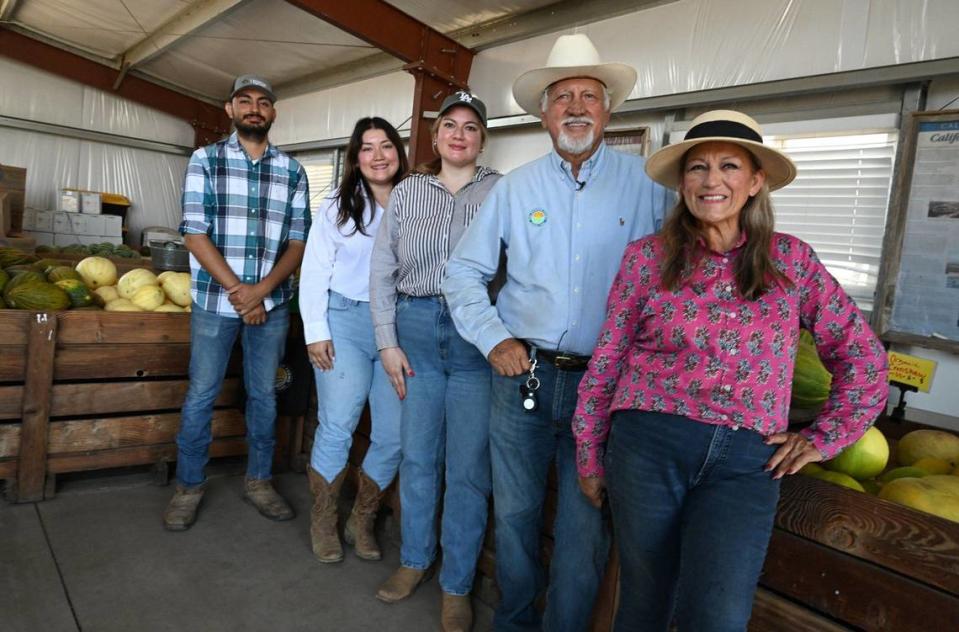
[768,132,897,313]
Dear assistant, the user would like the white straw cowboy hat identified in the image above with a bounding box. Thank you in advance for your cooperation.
[512,33,637,117]
[645,110,797,191]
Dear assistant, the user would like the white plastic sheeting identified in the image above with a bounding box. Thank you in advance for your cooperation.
[470,0,959,119]
[271,71,415,146]
[0,56,194,245]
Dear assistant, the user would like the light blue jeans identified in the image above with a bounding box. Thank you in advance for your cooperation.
[396,295,491,596]
[176,302,289,487]
[490,364,610,632]
[310,291,401,489]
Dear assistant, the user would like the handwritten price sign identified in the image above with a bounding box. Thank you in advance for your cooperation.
[888,351,937,393]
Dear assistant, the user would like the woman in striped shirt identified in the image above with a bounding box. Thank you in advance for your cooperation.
[370,91,501,632]
[300,117,408,565]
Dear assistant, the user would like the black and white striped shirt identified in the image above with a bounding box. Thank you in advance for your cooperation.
[370,166,501,349]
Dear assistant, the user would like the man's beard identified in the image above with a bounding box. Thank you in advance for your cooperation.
[556,117,596,155]
[234,116,272,141]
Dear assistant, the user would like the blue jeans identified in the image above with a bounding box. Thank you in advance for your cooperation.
[490,364,610,632]
[396,295,491,596]
[606,410,781,632]
[310,291,401,489]
[176,302,290,487]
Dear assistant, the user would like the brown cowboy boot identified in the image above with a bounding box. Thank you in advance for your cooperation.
[343,470,387,560]
[441,593,473,632]
[308,467,346,563]
[375,566,435,603]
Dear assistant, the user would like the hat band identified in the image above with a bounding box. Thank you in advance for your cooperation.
[685,120,763,144]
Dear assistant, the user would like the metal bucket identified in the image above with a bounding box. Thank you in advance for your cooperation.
[150,240,190,271]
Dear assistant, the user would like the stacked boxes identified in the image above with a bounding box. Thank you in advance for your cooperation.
[22,189,123,246]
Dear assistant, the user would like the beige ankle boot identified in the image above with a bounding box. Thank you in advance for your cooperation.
[344,470,387,560]
[375,566,434,603]
[441,593,473,632]
[308,467,346,563]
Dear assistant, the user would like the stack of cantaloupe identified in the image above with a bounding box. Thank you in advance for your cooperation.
[75,256,191,313]
[801,426,959,523]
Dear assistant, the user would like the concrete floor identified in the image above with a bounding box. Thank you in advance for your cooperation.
[1,462,493,632]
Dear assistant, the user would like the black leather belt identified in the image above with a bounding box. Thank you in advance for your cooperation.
[534,348,591,371]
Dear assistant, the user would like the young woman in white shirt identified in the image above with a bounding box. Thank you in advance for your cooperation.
[300,117,408,564]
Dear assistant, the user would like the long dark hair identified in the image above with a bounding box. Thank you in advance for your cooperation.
[336,117,408,235]
[661,150,790,300]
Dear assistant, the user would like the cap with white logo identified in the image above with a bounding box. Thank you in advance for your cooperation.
[230,74,276,103]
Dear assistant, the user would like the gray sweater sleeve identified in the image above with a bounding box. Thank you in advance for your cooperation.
[369,184,402,350]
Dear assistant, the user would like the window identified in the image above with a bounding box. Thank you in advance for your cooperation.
[768,131,898,313]
[295,149,341,210]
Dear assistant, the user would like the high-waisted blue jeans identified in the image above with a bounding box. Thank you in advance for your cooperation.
[395,295,491,596]
[310,291,401,489]
[606,410,781,632]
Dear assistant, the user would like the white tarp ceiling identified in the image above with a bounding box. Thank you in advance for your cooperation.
[5,0,562,102]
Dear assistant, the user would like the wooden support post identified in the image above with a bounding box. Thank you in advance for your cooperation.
[17,312,57,502]
[408,68,461,167]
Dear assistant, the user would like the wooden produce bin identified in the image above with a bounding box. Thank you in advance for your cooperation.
[0,309,291,503]
[752,419,959,631]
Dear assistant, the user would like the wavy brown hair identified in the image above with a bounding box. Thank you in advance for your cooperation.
[336,117,408,236]
[660,151,791,300]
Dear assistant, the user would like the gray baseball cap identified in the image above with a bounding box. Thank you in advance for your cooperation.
[438,91,487,127]
[230,74,276,103]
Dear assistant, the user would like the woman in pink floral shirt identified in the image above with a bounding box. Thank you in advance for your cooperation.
[572,110,888,631]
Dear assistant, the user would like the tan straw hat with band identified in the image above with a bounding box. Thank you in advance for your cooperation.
[645,110,797,191]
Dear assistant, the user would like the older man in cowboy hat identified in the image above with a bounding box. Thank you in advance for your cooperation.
[444,34,671,631]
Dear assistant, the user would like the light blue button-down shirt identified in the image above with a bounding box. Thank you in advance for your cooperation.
[443,142,672,358]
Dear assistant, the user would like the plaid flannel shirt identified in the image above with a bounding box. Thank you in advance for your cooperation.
[179,132,310,316]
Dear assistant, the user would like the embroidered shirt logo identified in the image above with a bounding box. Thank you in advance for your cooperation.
[528,209,547,225]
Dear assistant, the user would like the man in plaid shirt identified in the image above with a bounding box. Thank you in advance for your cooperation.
[164,74,311,531]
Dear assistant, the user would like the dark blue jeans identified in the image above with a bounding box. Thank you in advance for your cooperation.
[490,364,610,632]
[606,410,781,632]
[176,303,289,487]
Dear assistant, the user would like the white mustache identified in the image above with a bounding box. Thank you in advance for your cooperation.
[562,117,593,127]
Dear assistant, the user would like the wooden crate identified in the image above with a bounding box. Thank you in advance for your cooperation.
[0,164,26,235]
[752,420,959,631]
[0,309,293,502]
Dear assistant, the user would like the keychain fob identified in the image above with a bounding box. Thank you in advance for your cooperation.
[520,382,539,413]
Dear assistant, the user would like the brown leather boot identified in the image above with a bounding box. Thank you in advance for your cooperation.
[441,593,473,632]
[343,470,387,560]
[163,483,205,531]
[244,478,295,521]
[308,467,346,563]
[375,566,434,603]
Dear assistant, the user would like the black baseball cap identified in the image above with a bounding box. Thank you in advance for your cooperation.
[438,91,487,127]
[230,74,276,103]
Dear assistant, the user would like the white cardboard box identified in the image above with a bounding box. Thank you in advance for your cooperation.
[53,211,89,235]
[54,232,92,247]
[96,234,122,245]
[23,230,54,246]
[34,210,54,232]
[81,191,102,214]
[59,189,80,213]
[76,214,104,236]
[102,214,123,237]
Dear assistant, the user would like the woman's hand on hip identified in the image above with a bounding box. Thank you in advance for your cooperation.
[380,346,413,400]
[578,476,606,509]
[307,341,335,372]
[764,432,823,479]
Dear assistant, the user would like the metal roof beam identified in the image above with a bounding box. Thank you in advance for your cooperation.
[284,0,475,164]
[0,0,22,22]
[0,27,230,147]
[120,0,251,70]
